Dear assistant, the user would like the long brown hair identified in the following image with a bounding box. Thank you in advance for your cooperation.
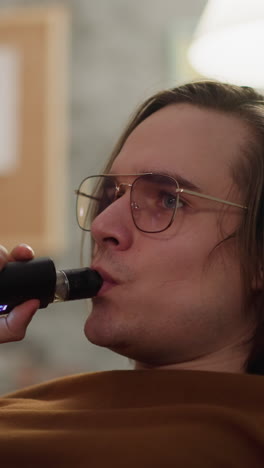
[100,80,264,374]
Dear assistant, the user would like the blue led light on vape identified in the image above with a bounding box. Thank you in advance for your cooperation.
[0,305,8,312]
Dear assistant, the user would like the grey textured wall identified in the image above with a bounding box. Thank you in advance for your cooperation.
[0,0,207,393]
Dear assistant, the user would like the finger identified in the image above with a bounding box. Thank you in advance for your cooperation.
[0,245,8,271]
[0,299,40,343]
[8,244,35,262]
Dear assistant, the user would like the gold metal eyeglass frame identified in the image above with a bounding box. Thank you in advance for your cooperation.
[75,173,248,232]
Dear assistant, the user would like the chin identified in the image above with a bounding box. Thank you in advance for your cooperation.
[84,319,110,347]
[83,307,120,348]
[83,316,134,361]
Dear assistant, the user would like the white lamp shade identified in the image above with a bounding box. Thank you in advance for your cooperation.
[188,0,264,88]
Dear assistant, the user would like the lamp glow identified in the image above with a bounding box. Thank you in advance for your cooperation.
[188,0,264,88]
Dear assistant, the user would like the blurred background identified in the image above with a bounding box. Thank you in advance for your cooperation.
[0,0,263,393]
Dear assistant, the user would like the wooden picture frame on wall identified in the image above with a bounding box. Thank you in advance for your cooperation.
[0,6,69,255]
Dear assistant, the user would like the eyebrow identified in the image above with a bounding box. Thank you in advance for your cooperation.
[108,168,202,193]
[140,168,202,193]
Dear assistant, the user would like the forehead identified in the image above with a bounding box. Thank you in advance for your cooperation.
[111,103,250,196]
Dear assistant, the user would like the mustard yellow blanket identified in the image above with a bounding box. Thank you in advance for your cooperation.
[0,369,263,467]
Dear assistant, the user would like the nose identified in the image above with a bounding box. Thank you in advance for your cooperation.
[91,192,134,251]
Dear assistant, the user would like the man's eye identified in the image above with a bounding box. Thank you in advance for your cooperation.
[159,193,188,210]
[161,193,177,209]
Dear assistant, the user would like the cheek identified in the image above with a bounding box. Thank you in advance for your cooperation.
[132,234,211,299]
[133,213,239,304]
[148,227,216,277]
[153,210,238,280]
[130,230,242,344]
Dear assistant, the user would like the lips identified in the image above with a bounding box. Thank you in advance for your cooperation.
[91,266,119,296]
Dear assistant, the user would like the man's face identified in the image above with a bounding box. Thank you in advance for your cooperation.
[85,103,251,366]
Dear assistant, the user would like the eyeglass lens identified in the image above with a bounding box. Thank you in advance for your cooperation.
[76,174,179,233]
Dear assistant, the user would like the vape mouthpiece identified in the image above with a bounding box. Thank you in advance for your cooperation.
[0,257,103,315]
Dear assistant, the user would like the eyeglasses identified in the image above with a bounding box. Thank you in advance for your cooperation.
[75,173,248,234]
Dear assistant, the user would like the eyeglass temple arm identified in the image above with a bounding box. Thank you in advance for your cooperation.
[178,188,247,210]
[74,189,100,202]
